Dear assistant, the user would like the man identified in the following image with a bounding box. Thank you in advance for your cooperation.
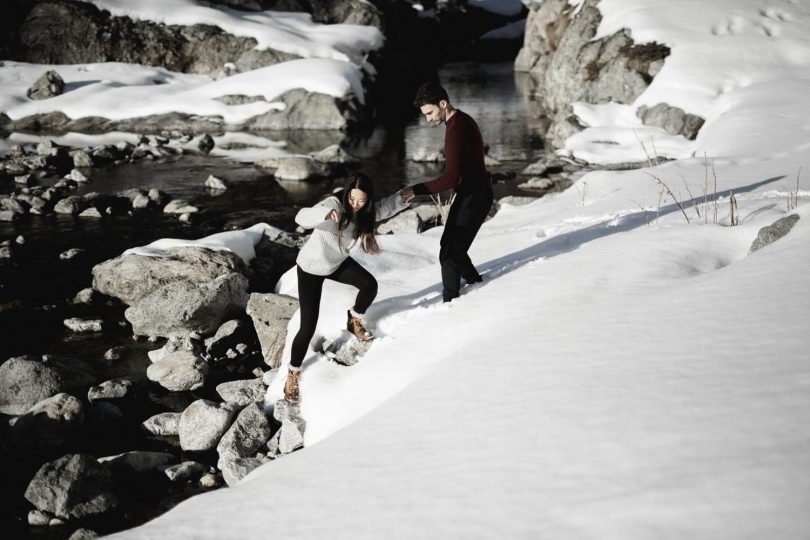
[401,82,494,302]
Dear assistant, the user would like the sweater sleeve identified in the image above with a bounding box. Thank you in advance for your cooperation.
[412,119,463,195]
[295,197,340,232]
[375,191,410,222]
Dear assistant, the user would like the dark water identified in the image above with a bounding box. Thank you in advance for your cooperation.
[0,60,546,538]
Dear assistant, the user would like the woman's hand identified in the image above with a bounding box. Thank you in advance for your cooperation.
[400,188,415,203]
[326,209,338,221]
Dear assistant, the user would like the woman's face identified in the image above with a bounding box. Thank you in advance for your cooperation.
[348,188,369,213]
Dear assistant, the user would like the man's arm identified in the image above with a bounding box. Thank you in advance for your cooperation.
[412,120,463,195]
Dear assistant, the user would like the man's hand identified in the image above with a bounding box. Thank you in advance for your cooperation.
[400,188,415,203]
[326,209,338,221]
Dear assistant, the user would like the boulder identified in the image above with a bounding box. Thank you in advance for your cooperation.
[13,393,85,449]
[220,457,263,487]
[63,318,103,333]
[24,454,118,520]
[178,399,239,452]
[246,293,300,368]
[215,379,267,407]
[216,403,272,468]
[146,351,209,392]
[274,156,332,181]
[637,103,705,140]
[165,461,208,483]
[749,214,801,254]
[27,70,65,100]
[0,355,95,415]
[142,412,181,437]
[87,378,133,402]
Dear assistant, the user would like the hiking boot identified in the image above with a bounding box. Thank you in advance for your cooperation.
[347,310,374,341]
[284,369,301,403]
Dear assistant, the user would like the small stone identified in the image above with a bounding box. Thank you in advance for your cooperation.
[79,207,103,218]
[518,177,554,190]
[59,248,85,261]
[64,318,103,333]
[205,175,229,190]
[73,288,97,305]
[199,472,222,488]
[68,528,99,540]
[165,461,207,482]
[16,234,27,244]
[132,194,151,209]
[198,134,215,154]
[142,412,181,437]
[28,509,53,526]
[68,169,90,183]
[163,199,199,214]
[87,378,132,402]
[104,346,124,360]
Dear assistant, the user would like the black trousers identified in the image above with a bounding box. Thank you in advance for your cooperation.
[440,188,494,301]
[290,258,377,368]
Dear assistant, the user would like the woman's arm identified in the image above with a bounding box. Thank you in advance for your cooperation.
[295,197,341,232]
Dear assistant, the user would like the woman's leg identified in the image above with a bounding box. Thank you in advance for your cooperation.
[330,257,378,315]
[289,266,326,370]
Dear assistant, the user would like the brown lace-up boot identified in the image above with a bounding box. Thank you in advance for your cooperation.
[284,369,300,403]
[347,310,374,341]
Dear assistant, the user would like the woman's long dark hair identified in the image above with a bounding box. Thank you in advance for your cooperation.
[338,172,381,255]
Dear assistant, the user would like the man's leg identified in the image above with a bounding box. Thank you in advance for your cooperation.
[439,190,493,301]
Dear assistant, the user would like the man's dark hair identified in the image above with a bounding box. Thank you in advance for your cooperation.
[413,82,449,108]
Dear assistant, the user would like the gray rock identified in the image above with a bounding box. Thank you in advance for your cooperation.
[272,399,306,455]
[68,169,90,183]
[217,402,271,468]
[248,89,355,131]
[148,336,203,363]
[60,248,86,261]
[142,412,181,436]
[521,161,548,176]
[0,210,22,222]
[72,288,97,305]
[148,188,171,207]
[99,451,174,475]
[163,199,199,214]
[205,319,245,356]
[0,356,96,415]
[68,528,99,540]
[377,208,422,235]
[178,399,239,451]
[125,273,249,338]
[246,293,299,368]
[132,194,151,209]
[79,207,103,218]
[28,509,53,526]
[27,70,65,100]
[412,147,445,162]
[199,473,222,488]
[165,461,207,482]
[309,144,360,165]
[637,103,705,140]
[64,318,103,333]
[13,393,84,449]
[87,378,132,402]
[146,350,209,392]
[274,156,332,181]
[215,379,266,407]
[0,245,13,258]
[24,454,118,519]
[71,150,94,168]
[15,173,37,186]
[103,346,124,360]
[54,196,84,215]
[749,214,801,253]
[205,175,229,190]
[198,134,215,154]
[518,177,554,190]
[220,457,263,487]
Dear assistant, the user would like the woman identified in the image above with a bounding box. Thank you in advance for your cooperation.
[284,173,414,402]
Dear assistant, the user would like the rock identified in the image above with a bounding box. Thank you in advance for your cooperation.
[24,454,118,519]
[215,379,266,407]
[68,169,90,183]
[72,288,97,304]
[86,401,124,424]
[79,207,103,218]
[126,273,249,338]
[71,150,94,168]
[271,399,306,455]
[216,402,271,469]
[309,144,360,165]
[1,196,28,214]
[0,210,22,222]
[60,248,86,261]
[87,378,132,402]
[165,461,207,483]
[248,89,355,131]
[27,70,65,100]
[637,103,705,140]
[99,451,174,475]
[13,393,85,449]
[246,293,300,368]
[220,457,263,487]
[54,196,84,215]
[198,134,215,154]
[148,336,203,363]
[497,195,539,208]
[142,412,181,437]
[377,207,422,234]
[0,245,12,258]
[412,147,445,162]
[199,472,222,488]
[749,214,801,253]
[521,161,548,176]
[68,528,99,540]
[15,173,37,186]
[0,356,95,415]
[274,156,332,181]
[64,318,103,333]
[132,194,151,209]
[103,346,124,360]
[518,177,555,190]
[148,188,171,208]
[163,199,199,214]
[205,175,229,190]
[28,509,53,526]
[178,399,239,452]
[146,350,209,392]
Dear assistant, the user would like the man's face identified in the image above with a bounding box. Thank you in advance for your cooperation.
[420,101,446,126]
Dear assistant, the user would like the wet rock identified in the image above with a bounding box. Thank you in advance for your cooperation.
[64,318,103,333]
[13,393,85,449]
[60,248,86,261]
[163,199,200,214]
[142,412,181,436]
[309,144,360,165]
[24,454,118,520]
[274,156,332,181]
[198,134,215,154]
[146,350,210,392]
[148,336,204,363]
[0,245,13,258]
[199,472,222,488]
[68,169,90,183]
[217,402,271,469]
[86,401,124,424]
[0,356,96,415]
[246,293,299,368]
[72,288,97,305]
[148,188,171,208]
[165,461,207,483]
[220,457,263,487]
[87,378,132,402]
[132,194,151,209]
[215,379,266,407]
[28,509,53,526]
[99,451,174,475]
[71,150,94,168]
[205,319,248,358]
[27,70,65,100]
[750,214,801,253]
[178,399,239,452]
[205,175,229,190]
[521,161,548,176]
[68,528,99,540]
[54,196,85,215]
[79,207,103,218]
[103,346,124,360]
[14,173,37,186]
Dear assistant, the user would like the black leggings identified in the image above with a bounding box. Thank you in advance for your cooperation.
[289,258,378,368]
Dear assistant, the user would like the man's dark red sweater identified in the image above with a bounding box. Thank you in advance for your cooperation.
[412,110,491,197]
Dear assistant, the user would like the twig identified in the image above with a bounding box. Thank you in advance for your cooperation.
[647,173,691,223]
[681,174,701,218]
[729,190,739,226]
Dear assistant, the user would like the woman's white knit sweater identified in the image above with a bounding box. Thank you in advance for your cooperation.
[295,192,410,276]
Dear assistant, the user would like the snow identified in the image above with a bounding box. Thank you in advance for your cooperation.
[4,0,810,538]
[76,0,383,64]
